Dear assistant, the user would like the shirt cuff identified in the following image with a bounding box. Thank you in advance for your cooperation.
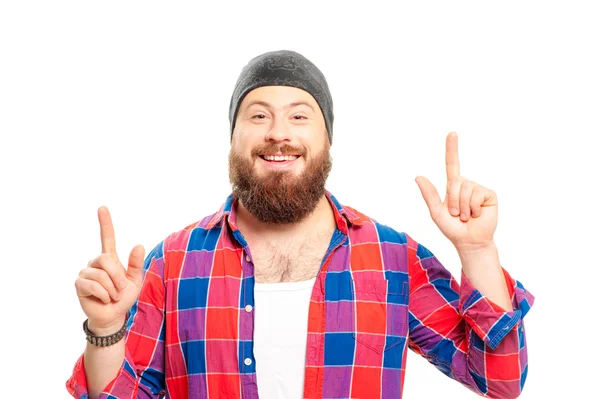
[65,349,140,398]
[458,267,535,350]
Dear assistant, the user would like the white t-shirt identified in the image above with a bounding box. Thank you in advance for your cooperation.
[253,278,316,399]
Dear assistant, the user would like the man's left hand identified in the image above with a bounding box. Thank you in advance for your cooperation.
[415,132,498,252]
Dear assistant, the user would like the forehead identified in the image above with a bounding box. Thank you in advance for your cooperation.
[240,86,318,109]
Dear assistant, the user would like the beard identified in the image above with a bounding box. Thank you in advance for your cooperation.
[229,143,332,224]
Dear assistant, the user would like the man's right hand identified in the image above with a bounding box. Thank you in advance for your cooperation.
[75,206,145,336]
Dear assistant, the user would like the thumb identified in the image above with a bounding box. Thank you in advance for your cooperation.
[415,176,442,217]
[126,244,145,286]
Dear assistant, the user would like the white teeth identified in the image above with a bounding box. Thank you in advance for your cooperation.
[263,155,299,161]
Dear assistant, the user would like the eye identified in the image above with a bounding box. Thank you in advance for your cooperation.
[252,114,266,119]
[293,115,307,120]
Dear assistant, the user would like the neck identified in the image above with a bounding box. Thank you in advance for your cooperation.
[235,194,335,242]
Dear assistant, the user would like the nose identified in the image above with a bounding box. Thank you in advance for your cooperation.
[264,114,292,143]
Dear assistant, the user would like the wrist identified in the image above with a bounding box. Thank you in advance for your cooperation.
[457,242,500,276]
[456,241,497,260]
[87,317,126,337]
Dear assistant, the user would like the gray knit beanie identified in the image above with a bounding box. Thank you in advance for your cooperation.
[228,50,334,143]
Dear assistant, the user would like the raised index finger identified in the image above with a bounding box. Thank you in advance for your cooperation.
[445,131,460,181]
[98,206,116,254]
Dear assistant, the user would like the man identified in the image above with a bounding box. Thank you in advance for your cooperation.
[67,50,534,399]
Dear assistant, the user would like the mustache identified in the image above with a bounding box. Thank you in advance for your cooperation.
[250,143,307,158]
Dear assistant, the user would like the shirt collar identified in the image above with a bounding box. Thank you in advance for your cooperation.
[205,190,363,233]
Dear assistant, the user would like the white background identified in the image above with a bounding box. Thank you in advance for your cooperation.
[1,1,598,398]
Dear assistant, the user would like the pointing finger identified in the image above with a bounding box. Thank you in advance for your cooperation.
[445,132,460,181]
[98,206,117,255]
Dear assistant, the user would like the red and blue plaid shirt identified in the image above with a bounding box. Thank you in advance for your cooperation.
[67,192,534,398]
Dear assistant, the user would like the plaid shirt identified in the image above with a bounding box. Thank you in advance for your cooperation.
[67,192,534,399]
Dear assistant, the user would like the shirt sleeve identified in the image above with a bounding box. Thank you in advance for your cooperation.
[65,242,167,399]
[405,234,534,399]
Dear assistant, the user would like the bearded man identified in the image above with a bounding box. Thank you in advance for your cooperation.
[67,50,534,399]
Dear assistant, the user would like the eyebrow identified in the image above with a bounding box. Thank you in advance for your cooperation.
[244,100,316,113]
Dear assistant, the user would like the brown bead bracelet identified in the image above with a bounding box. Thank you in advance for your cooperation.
[83,318,128,347]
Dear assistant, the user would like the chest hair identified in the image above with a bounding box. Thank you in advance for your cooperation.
[251,231,332,283]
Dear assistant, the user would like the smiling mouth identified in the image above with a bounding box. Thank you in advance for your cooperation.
[259,154,300,162]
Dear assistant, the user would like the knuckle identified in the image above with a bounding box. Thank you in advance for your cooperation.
[90,255,102,269]
[99,270,111,284]
[96,254,117,275]
[92,266,105,277]
[75,278,89,295]
[87,257,99,269]
[97,253,111,265]
[91,280,102,295]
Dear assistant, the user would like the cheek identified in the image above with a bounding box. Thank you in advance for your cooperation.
[231,127,246,147]
[231,133,255,157]
[237,122,269,141]
[305,137,328,159]
[303,125,328,147]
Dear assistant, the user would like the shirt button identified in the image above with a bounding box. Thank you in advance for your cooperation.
[245,304,253,312]
[245,255,251,263]
[244,358,252,366]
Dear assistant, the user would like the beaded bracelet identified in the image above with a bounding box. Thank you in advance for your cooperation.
[83,318,128,347]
